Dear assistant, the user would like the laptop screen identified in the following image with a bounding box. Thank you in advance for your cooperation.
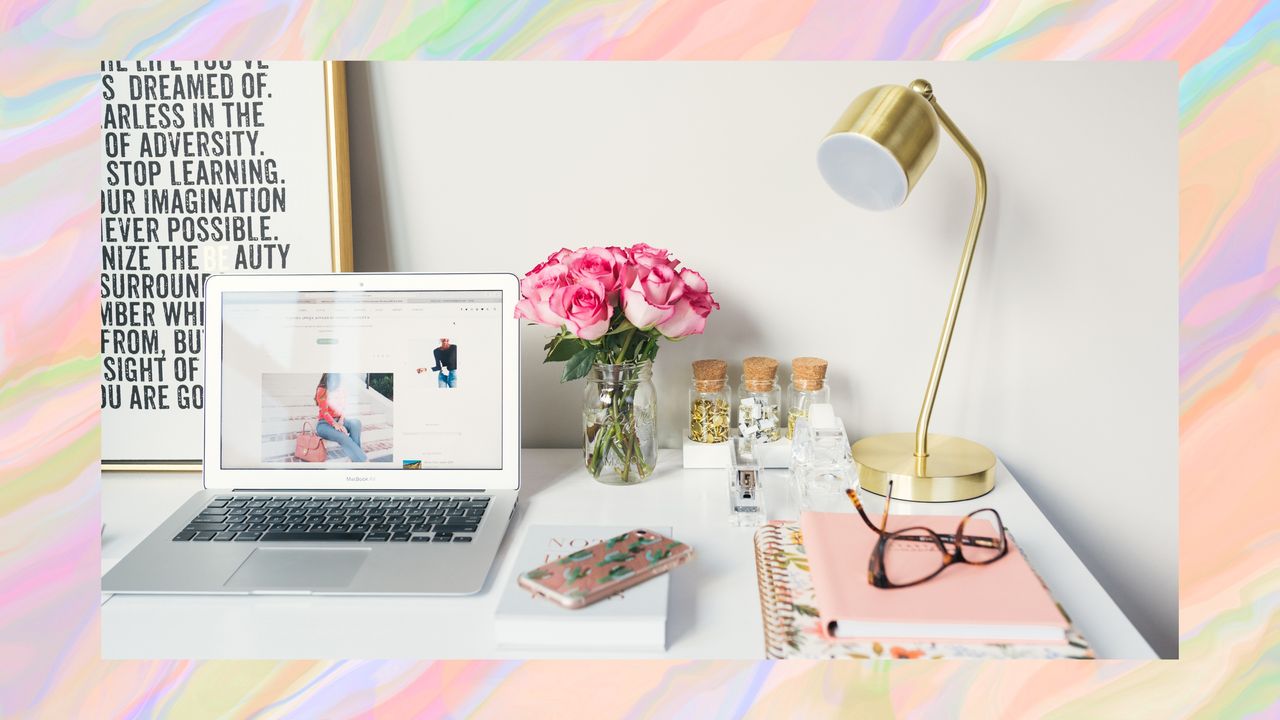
[219,289,504,471]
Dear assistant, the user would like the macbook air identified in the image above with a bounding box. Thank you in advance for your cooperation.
[102,272,521,595]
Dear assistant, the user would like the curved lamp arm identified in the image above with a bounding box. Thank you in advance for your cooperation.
[911,81,987,462]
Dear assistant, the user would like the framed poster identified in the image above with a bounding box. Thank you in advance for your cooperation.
[99,61,353,470]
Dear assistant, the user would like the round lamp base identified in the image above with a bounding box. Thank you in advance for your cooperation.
[852,432,996,502]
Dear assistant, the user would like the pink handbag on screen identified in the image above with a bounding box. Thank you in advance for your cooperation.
[294,422,327,463]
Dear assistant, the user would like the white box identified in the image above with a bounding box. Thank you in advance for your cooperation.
[683,429,792,469]
[682,429,731,468]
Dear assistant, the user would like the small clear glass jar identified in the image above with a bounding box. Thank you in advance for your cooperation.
[689,359,731,444]
[738,356,782,444]
[787,357,830,439]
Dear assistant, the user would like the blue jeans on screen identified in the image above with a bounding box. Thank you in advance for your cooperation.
[317,418,366,462]
[438,369,457,388]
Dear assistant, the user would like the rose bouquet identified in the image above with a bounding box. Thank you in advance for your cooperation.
[515,244,719,482]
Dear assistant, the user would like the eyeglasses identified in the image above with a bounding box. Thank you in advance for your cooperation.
[845,480,1009,589]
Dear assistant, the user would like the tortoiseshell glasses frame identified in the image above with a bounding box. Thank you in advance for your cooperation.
[845,480,1009,589]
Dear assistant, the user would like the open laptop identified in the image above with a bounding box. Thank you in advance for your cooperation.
[102,272,520,595]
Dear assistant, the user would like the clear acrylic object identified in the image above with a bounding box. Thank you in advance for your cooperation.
[727,436,766,527]
[790,404,858,513]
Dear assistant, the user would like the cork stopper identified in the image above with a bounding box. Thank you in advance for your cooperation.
[791,356,828,391]
[692,359,728,391]
[742,356,779,392]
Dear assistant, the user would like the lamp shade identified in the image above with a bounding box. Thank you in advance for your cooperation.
[817,83,940,211]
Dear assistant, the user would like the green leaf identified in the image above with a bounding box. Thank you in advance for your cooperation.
[564,566,591,583]
[558,549,594,564]
[604,320,635,336]
[645,548,671,565]
[561,347,597,382]
[598,565,635,583]
[545,335,587,363]
[595,551,631,566]
[793,603,820,617]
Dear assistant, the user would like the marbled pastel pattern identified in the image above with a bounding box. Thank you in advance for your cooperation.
[0,1,1275,717]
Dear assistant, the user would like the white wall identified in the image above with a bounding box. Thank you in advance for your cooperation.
[346,61,1178,657]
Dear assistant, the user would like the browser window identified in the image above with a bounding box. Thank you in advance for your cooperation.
[219,289,503,470]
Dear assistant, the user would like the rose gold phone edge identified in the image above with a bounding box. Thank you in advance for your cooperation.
[516,529,694,609]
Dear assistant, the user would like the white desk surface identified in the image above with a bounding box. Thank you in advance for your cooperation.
[101,449,1154,659]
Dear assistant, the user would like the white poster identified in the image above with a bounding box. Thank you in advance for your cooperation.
[99,60,343,465]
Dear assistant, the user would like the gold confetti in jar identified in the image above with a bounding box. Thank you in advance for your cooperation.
[787,357,830,439]
[689,359,731,444]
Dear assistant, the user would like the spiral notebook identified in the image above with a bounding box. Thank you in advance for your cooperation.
[752,521,1093,659]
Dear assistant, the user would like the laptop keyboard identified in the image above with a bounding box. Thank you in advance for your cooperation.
[170,495,489,543]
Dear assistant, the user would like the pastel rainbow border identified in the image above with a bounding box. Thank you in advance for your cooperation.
[0,2,1275,716]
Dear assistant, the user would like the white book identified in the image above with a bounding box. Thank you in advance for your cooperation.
[494,524,670,651]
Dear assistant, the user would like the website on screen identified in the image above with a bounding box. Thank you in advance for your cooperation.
[219,290,503,470]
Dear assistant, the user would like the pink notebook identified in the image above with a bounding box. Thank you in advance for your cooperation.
[800,511,1070,644]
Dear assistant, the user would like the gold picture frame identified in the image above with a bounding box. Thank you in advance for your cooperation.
[101,61,353,471]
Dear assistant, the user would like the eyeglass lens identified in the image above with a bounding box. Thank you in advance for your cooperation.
[881,531,946,586]
[959,509,1006,563]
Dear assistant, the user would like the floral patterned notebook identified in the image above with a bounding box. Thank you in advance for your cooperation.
[753,521,1094,659]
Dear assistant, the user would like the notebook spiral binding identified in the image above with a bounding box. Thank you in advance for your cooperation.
[753,521,795,659]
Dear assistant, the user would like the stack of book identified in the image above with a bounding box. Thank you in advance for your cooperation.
[753,514,1092,659]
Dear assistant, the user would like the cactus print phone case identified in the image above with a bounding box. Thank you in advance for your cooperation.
[516,529,693,609]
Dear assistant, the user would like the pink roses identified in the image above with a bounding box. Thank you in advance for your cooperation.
[517,244,720,377]
[549,281,611,340]
[620,247,719,338]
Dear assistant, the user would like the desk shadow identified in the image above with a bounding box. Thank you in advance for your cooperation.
[512,450,580,503]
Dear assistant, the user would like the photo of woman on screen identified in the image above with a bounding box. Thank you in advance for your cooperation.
[417,337,458,388]
[314,373,368,462]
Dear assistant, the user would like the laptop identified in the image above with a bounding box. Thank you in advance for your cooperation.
[102,272,521,595]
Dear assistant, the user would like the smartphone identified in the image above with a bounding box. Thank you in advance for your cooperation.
[516,528,694,609]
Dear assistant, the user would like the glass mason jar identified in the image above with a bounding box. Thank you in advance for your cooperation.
[689,375,731,444]
[738,374,783,443]
[583,361,657,484]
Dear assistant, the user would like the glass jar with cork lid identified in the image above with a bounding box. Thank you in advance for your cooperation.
[787,357,830,439]
[738,356,783,444]
[689,359,731,444]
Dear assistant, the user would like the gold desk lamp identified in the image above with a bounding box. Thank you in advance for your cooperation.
[816,79,995,502]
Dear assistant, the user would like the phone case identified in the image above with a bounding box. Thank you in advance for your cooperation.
[516,528,694,609]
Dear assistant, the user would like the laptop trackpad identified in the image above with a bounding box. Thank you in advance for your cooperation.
[224,548,369,590]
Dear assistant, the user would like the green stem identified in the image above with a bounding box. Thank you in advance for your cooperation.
[616,328,637,364]
[584,359,656,483]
